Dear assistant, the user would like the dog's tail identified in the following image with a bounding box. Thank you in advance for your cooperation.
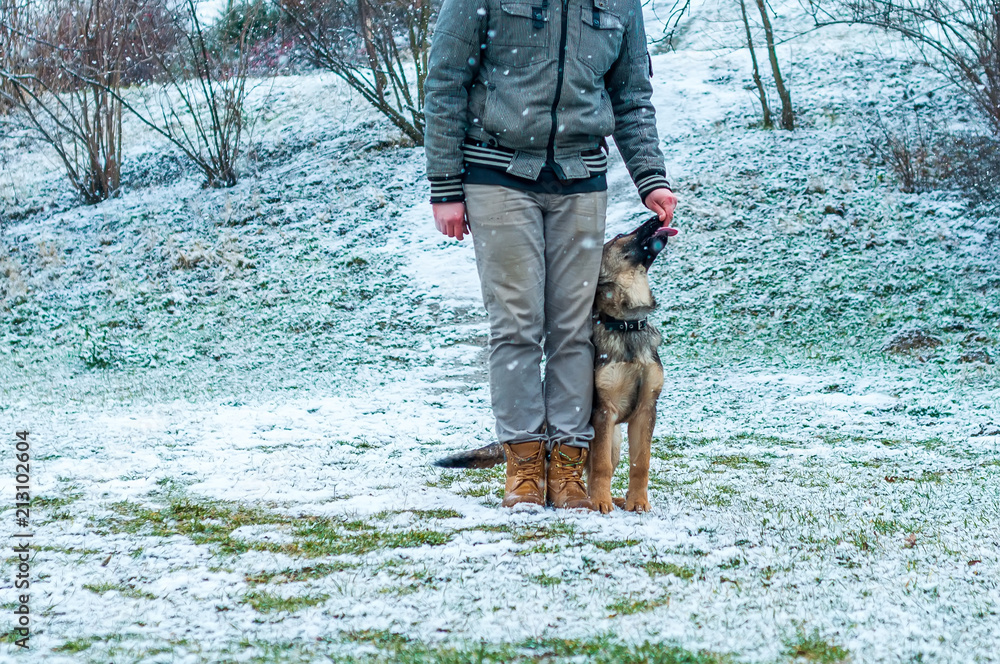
[432,442,505,469]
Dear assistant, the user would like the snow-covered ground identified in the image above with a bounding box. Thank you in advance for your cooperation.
[1,1,998,662]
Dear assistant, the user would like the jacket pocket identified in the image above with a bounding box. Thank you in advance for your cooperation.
[577,6,624,76]
[597,88,614,136]
[487,0,549,67]
[482,82,497,134]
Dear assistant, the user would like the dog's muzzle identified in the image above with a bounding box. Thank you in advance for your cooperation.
[632,216,677,268]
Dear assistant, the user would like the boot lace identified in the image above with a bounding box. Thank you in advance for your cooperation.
[553,450,586,491]
[511,451,543,489]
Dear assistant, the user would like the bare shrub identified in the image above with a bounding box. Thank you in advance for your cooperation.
[0,251,27,307]
[279,0,430,145]
[0,0,144,202]
[939,134,1000,207]
[866,111,937,192]
[0,0,23,114]
[882,329,943,355]
[866,109,1000,205]
[3,0,263,192]
[809,0,1000,136]
[116,0,260,187]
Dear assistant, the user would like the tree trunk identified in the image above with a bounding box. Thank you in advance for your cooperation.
[739,0,772,128]
[754,0,794,130]
[358,0,386,100]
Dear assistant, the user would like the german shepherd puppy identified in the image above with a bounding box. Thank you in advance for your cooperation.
[433,216,674,513]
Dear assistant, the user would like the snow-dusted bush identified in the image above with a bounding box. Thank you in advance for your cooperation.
[810,0,1000,136]
[0,0,149,202]
[278,0,430,145]
[116,0,260,188]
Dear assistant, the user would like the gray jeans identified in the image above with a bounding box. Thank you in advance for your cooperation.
[464,184,607,449]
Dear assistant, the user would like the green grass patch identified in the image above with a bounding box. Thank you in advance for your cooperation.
[82,582,155,600]
[529,573,563,587]
[511,521,578,544]
[245,561,359,585]
[337,630,730,663]
[782,627,850,663]
[644,561,697,580]
[241,591,329,614]
[464,523,512,534]
[870,516,903,535]
[607,594,670,616]
[92,496,454,558]
[593,538,640,552]
[375,508,463,520]
[846,529,877,552]
[93,497,281,547]
[456,484,504,500]
[52,636,101,653]
[33,491,84,510]
[516,542,562,556]
[37,545,101,555]
[293,518,452,556]
[428,467,503,490]
[709,455,769,470]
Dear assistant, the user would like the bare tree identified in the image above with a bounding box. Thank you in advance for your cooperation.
[739,0,773,127]
[754,0,794,129]
[808,0,1000,134]
[279,0,430,145]
[0,0,140,202]
[656,0,695,51]
[655,0,794,129]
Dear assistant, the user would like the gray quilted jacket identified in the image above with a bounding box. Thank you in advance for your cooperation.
[424,0,670,203]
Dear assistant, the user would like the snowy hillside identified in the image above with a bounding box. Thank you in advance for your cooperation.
[1,0,998,661]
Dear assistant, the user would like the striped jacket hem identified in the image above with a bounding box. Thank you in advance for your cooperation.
[430,142,610,204]
[429,143,670,204]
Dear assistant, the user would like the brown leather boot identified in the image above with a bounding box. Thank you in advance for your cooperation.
[500,441,545,507]
[547,443,594,510]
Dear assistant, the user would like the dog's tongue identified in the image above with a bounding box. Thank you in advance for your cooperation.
[653,226,679,238]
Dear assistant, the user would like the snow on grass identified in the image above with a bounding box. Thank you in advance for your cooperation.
[2,0,999,661]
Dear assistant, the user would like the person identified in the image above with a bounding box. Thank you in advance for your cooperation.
[424,0,677,510]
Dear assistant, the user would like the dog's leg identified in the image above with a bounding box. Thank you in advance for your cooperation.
[589,406,618,514]
[624,410,653,512]
[624,369,663,513]
[611,425,622,471]
[611,426,627,509]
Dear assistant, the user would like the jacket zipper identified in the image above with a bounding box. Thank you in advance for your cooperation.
[546,0,570,177]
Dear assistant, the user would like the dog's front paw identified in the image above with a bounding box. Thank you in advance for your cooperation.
[624,493,651,513]
[591,492,616,514]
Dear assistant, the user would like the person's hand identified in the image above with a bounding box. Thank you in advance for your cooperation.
[432,201,470,241]
[644,188,678,227]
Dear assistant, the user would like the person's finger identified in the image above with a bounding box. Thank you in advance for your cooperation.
[648,199,666,221]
